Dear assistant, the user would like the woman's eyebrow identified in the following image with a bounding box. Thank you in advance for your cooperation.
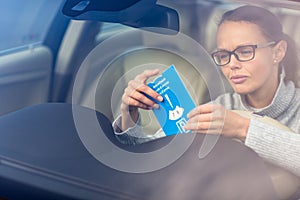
[216,43,254,51]
[212,47,227,52]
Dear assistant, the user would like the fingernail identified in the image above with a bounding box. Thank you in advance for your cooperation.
[157,96,163,102]
[153,104,160,109]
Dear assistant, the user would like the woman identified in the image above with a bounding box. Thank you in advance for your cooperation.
[112,5,300,176]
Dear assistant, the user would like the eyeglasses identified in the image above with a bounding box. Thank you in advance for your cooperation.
[211,41,276,66]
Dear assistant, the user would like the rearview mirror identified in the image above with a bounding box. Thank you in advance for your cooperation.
[62,0,179,32]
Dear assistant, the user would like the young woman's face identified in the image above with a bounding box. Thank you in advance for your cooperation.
[216,21,278,96]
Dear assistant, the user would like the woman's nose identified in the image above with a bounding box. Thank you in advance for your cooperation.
[227,54,242,69]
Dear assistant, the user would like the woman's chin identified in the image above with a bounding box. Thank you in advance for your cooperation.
[232,86,251,95]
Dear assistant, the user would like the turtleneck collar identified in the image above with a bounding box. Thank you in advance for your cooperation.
[239,68,295,118]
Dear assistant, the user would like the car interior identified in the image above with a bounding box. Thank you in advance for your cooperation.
[0,0,300,199]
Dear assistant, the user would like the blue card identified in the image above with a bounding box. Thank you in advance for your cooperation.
[148,65,196,136]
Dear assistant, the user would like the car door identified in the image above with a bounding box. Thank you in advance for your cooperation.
[0,0,68,115]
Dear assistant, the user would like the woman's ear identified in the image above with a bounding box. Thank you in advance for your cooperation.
[273,40,287,63]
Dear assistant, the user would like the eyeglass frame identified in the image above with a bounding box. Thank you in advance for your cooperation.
[211,41,276,66]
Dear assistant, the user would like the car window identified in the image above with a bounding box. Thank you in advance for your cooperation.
[0,0,63,54]
[95,22,135,44]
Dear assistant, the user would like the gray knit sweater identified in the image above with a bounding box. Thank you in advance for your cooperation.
[113,71,300,176]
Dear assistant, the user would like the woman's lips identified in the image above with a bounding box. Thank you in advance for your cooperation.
[230,75,247,84]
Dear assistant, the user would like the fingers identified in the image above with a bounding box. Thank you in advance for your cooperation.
[134,69,163,102]
[184,120,224,133]
[122,86,158,109]
[187,104,222,118]
[128,79,163,103]
[186,113,213,125]
[135,69,160,82]
[187,104,224,119]
[121,69,163,111]
[185,104,225,133]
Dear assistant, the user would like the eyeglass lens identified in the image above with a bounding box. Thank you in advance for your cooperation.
[212,45,255,66]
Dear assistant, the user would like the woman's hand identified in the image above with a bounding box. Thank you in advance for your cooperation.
[184,104,250,141]
[121,69,163,131]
